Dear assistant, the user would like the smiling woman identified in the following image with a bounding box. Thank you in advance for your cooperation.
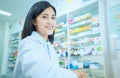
[32,7,56,41]
[13,1,87,78]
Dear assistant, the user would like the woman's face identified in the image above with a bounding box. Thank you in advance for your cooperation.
[33,7,56,40]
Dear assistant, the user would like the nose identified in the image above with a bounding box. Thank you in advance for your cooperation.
[47,19,55,25]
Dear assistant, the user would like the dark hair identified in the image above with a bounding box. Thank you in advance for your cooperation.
[22,1,56,44]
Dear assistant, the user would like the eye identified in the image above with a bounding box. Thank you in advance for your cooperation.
[42,16,48,18]
[52,16,56,19]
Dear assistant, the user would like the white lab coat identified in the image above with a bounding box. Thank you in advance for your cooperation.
[13,31,78,78]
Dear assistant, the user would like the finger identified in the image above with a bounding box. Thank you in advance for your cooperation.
[82,73,88,78]
[79,71,88,78]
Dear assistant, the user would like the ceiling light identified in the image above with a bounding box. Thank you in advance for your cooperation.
[0,10,12,16]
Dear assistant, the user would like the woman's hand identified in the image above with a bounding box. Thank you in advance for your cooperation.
[72,69,88,78]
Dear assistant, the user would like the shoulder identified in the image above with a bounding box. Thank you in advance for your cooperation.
[19,36,36,47]
[17,36,43,58]
[18,36,41,51]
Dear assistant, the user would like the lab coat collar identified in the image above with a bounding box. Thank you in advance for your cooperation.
[31,31,50,45]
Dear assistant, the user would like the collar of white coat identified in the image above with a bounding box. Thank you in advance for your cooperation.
[31,31,50,46]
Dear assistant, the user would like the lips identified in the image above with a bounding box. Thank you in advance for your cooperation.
[45,26,54,30]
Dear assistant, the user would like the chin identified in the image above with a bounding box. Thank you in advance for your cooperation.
[49,33,53,35]
[49,32,54,35]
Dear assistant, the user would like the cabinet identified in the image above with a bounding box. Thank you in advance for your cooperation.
[7,32,21,74]
[53,1,105,78]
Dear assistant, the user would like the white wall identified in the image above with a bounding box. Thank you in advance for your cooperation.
[0,24,5,75]
[10,19,24,34]
[0,23,10,76]
[1,23,10,76]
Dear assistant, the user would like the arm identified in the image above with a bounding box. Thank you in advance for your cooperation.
[18,43,78,78]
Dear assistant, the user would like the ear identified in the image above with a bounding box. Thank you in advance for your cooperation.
[32,19,36,26]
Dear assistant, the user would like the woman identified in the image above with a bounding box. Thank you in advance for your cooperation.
[13,1,87,78]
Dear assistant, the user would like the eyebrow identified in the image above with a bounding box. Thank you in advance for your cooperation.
[42,14,56,16]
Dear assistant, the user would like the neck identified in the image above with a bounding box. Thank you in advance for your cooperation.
[41,34,48,41]
[43,36,48,41]
[36,31,48,41]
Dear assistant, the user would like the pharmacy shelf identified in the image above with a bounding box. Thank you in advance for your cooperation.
[7,31,21,74]
[53,1,105,78]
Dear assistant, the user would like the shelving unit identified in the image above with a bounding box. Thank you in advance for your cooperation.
[53,1,105,78]
[53,15,69,68]
[7,32,21,74]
